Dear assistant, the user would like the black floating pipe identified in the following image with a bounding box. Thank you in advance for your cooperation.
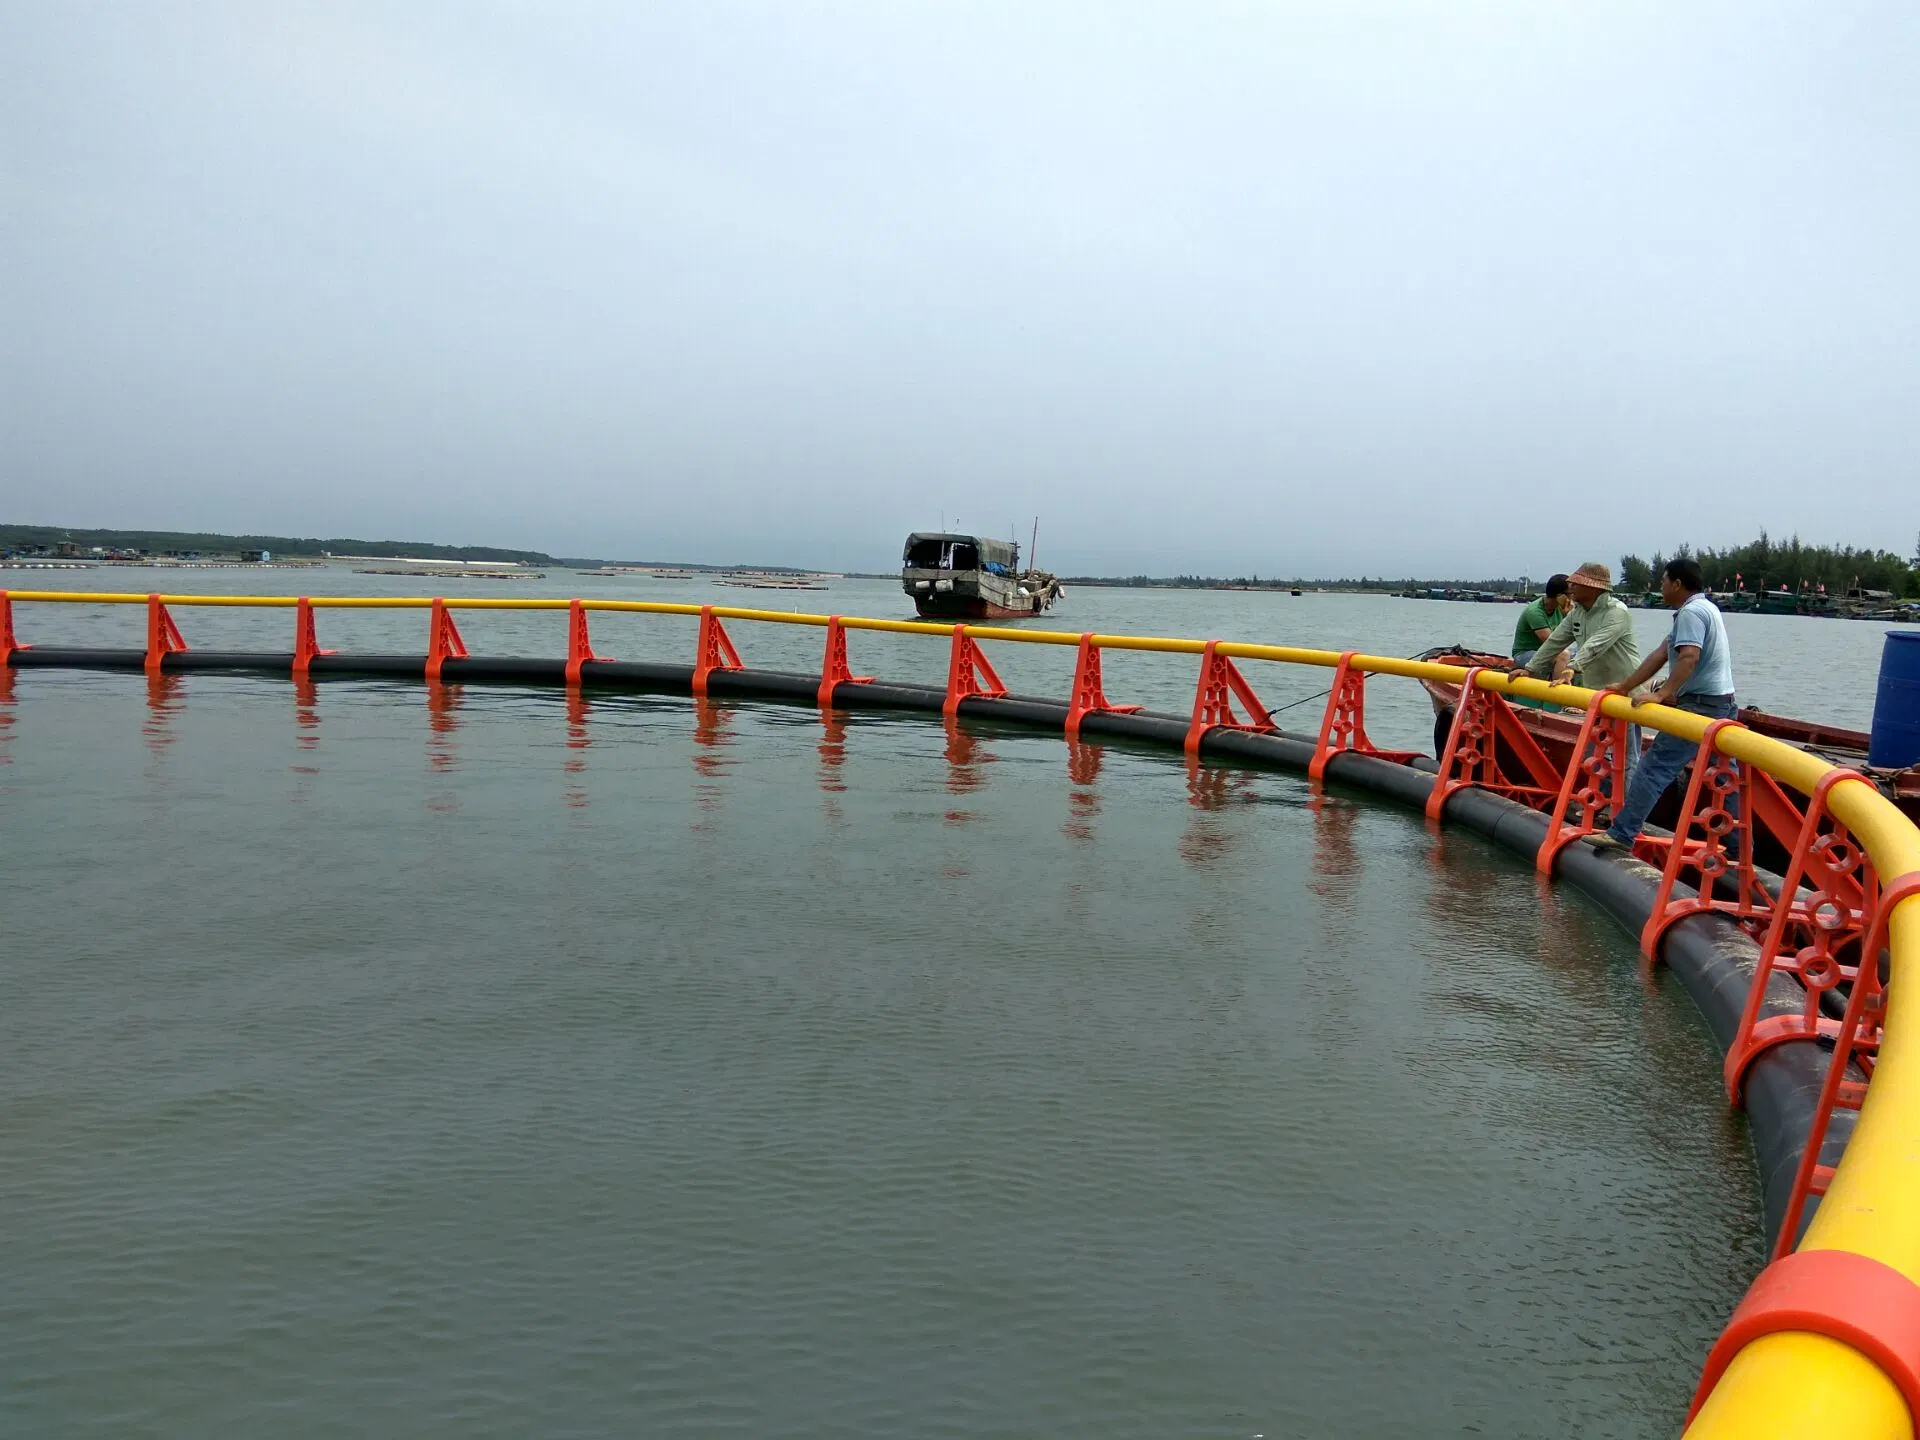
[6,644,1845,1247]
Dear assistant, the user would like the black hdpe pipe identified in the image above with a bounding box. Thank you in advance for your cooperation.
[9,645,1847,1247]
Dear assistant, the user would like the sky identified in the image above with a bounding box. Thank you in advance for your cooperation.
[3,2,1917,576]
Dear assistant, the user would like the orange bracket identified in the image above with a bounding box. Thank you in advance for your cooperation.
[566,598,610,685]
[1640,729,1811,964]
[1184,641,1275,755]
[1723,767,1875,1103]
[943,627,1007,718]
[0,591,28,665]
[425,598,468,682]
[817,616,873,708]
[145,594,189,673]
[1639,718,1774,962]
[292,597,337,678]
[692,606,743,697]
[1535,693,1630,875]
[1765,868,1917,1259]
[1424,668,1562,822]
[1309,652,1418,781]
[1687,1247,1920,1426]
[1064,634,1140,741]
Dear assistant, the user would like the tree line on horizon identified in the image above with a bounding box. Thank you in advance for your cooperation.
[1619,531,1920,598]
[0,523,557,566]
[1067,531,1920,597]
[10,522,1917,597]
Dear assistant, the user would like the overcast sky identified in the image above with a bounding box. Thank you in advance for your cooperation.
[4,2,1916,575]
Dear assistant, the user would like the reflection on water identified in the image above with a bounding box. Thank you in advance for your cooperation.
[1063,741,1102,843]
[425,682,462,813]
[564,690,591,811]
[142,672,184,756]
[426,683,462,770]
[1307,787,1362,902]
[292,677,321,774]
[1421,829,1506,932]
[691,698,736,825]
[815,711,849,830]
[288,678,321,799]
[1183,757,1231,812]
[943,717,994,826]
[0,665,14,765]
[817,711,847,794]
[1179,759,1256,868]
[943,717,989,793]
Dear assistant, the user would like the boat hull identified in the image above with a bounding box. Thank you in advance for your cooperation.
[903,563,1050,619]
[910,591,1043,620]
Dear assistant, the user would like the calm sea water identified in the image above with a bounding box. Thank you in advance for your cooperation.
[1,567,1865,1436]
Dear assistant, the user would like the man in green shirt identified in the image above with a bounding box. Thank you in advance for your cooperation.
[1508,561,1640,691]
[1512,573,1570,668]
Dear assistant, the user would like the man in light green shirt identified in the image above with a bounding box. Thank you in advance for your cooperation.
[1509,561,1640,691]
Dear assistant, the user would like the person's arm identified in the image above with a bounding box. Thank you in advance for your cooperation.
[1656,646,1701,705]
[1606,638,1669,698]
[1513,608,1578,680]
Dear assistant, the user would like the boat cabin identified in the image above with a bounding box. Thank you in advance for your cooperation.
[901,533,1020,576]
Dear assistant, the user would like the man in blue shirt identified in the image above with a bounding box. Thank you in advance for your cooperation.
[1592,556,1736,849]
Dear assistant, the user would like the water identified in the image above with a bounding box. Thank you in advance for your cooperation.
[0,570,1837,1436]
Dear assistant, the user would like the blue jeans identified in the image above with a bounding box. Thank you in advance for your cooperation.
[1606,694,1738,843]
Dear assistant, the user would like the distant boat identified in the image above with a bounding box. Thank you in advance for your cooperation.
[901,532,1061,619]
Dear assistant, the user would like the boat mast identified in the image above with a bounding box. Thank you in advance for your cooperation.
[1029,517,1039,573]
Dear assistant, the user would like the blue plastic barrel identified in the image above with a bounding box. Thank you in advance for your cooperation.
[1868,630,1920,768]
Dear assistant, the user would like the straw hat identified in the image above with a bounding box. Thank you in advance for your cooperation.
[1568,561,1614,591]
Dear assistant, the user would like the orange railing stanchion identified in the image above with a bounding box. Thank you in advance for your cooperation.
[1184,640,1275,754]
[1424,668,1561,822]
[1721,767,1875,1103]
[942,626,1007,717]
[817,616,873,708]
[691,606,744,697]
[0,591,27,665]
[1762,868,1919,1260]
[144,594,189,673]
[1063,634,1139,741]
[1535,693,1630,875]
[565,599,611,685]
[1638,718,1773,963]
[291,597,336,678]
[424,598,468,682]
[1309,651,1417,780]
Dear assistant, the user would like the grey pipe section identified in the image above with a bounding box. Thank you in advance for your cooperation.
[8,644,1843,1246]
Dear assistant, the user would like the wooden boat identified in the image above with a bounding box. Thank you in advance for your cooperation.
[901,532,1062,619]
[1413,645,1920,825]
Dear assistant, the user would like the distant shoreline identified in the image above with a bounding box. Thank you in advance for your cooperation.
[12,522,1915,604]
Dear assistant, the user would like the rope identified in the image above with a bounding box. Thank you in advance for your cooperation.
[1262,686,1332,720]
